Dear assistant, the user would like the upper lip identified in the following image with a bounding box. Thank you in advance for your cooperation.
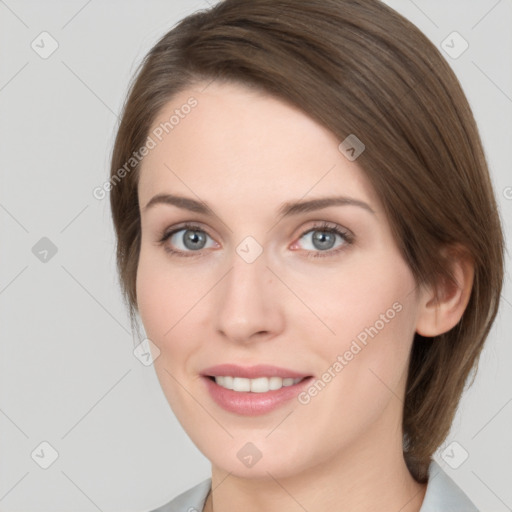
[201,364,311,379]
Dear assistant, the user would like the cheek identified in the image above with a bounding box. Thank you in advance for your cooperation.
[135,248,186,344]
[305,255,418,381]
[135,248,210,371]
[291,263,418,450]
[136,252,166,339]
[136,254,184,403]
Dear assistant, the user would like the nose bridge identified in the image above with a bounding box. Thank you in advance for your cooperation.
[214,243,283,342]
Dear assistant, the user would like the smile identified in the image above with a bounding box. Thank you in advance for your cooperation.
[202,375,314,416]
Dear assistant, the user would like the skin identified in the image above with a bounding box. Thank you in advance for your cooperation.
[136,81,473,512]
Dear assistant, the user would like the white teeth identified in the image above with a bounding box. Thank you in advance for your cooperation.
[213,376,304,392]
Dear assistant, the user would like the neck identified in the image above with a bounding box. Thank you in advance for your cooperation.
[203,419,427,512]
[204,463,426,512]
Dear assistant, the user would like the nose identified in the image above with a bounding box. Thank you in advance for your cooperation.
[214,249,285,345]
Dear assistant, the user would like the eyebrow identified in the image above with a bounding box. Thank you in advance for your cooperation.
[143,193,375,217]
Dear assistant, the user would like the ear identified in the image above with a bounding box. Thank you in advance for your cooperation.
[415,245,474,337]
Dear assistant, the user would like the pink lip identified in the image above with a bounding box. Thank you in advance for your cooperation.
[200,364,311,379]
[202,375,314,416]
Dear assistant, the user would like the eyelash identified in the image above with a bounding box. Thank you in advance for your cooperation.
[157,221,354,259]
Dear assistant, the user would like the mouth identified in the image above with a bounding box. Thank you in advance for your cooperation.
[202,375,313,416]
[199,364,314,415]
[201,374,314,416]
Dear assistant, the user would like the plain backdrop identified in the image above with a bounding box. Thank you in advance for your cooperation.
[0,1,511,511]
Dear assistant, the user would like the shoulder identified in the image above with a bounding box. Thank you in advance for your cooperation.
[148,478,212,512]
[419,460,479,511]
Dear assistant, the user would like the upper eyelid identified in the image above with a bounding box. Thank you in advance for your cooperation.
[162,222,212,239]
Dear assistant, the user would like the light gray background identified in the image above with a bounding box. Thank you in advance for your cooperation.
[0,1,511,511]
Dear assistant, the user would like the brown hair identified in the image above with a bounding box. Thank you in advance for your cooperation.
[109,0,504,482]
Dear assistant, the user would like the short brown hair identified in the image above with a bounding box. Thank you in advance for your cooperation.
[109,0,505,482]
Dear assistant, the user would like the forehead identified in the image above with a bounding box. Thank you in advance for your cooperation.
[138,81,379,213]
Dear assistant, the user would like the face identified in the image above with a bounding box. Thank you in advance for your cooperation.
[136,81,424,479]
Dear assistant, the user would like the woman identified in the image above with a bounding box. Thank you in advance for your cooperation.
[109,0,504,510]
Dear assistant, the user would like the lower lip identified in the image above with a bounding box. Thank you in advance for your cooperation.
[202,376,314,416]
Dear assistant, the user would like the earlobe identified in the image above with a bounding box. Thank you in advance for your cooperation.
[415,246,474,338]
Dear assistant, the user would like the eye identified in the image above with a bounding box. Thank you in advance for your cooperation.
[293,221,354,258]
[157,221,354,259]
[157,223,217,257]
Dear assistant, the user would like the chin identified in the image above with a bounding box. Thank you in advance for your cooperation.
[196,434,316,481]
